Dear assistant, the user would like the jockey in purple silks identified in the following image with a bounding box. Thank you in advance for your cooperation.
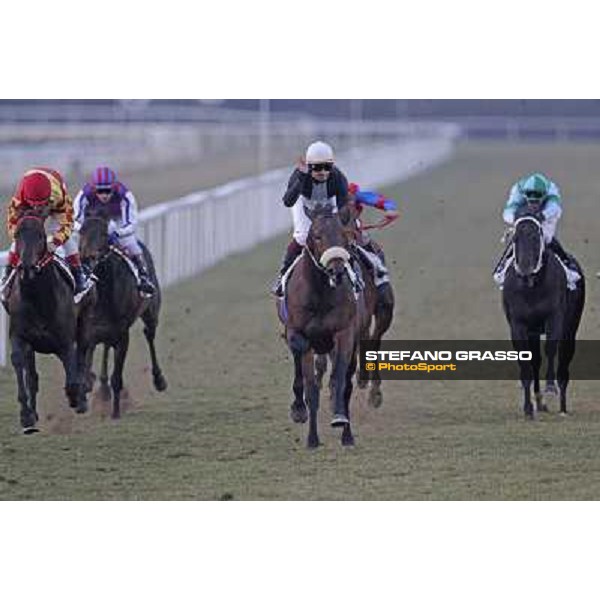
[73,167,155,295]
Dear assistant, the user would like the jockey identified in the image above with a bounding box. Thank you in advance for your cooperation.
[346,182,399,292]
[73,167,155,295]
[1,168,90,297]
[271,141,351,296]
[493,172,580,288]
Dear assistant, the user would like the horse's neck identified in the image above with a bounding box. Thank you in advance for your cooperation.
[302,252,330,293]
[18,265,63,307]
[96,253,139,311]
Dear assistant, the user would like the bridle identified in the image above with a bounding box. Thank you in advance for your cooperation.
[304,238,351,289]
[513,215,545,276]
[79,215,112,271]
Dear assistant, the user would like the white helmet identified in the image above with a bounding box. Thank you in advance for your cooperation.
[305,141,334,164]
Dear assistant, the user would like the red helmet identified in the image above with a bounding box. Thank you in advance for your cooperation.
[21,172,51,205]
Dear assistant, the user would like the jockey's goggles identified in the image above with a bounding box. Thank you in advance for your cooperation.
[96,187,112,194]
[309,163,333,173]
[524,190,545,201]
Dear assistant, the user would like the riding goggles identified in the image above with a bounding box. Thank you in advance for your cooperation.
[309,163,333,173]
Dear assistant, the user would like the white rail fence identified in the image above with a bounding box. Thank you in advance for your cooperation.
[0,125,460,366]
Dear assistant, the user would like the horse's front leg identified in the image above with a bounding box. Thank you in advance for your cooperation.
[99,344,111,401]
[290,348,307,424]
[511,325,534,418]
[11,337,38,433]
[528,333,546,411]
[302,349,320,449]
[59,344,85,413]
[330,328,353,428]
[341,341,358,447]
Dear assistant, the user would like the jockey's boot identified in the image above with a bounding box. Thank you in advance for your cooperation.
[548,238,581,290]
[271,239,303,297]
[349,257,365,293]
[493,245,513,288]
[132,254,156,295]
[71,265,89,296]
[548,238,575,268]
[0,264,15,290]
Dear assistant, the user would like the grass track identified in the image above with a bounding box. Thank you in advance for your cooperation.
[2,141,600,499]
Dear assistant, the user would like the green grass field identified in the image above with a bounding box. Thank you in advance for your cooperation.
[2,141,600,500]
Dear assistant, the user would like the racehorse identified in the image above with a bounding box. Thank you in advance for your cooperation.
[5,213,90,433]
[502,204,585,417]
[315,204,394,408]
[78,207,167,419]
[280,204,362,448]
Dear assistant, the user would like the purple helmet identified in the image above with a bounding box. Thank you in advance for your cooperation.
[92,167,117,191]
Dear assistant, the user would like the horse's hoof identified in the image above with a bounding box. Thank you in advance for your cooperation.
[290,403,308,424]
[154,374,168,392]
[111,411,121,420]
[307,436,320,449]
[368,388,383,408]
[22,426,39,435]
[342,434,355,447]
[545,385,558,395]
[559,411,569,417]
[331,414,349,428]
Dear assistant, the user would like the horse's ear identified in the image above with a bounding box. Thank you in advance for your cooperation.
[338,205,352,226]
[304,205,316,221]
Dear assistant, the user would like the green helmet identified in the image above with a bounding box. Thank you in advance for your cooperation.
[519,172,551,202]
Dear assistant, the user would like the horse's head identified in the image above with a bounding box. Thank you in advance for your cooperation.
[79,207,111,269]
[306,205,351,286]
[513,209,545,277]
[14,214,47,279]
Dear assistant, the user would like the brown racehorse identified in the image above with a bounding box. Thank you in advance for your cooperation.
[316,204,394,408]
[5,213,92,433]
[279,204,362,448]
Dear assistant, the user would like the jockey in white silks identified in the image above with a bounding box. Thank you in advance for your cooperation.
[271,141,354,296]
[493,172,580,290]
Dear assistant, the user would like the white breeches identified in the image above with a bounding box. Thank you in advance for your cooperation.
[291,202,312,246]
[107,220,143,256]
[542,214,558,243]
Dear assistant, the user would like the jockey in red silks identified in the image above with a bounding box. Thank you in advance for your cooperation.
[1,168,91,298]
[346,182,399,296]
[72,166,155,295]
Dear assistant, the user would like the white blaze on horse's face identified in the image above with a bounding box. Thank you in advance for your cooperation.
[513,216,544,276]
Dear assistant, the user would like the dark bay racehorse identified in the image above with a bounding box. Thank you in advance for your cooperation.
[78,209,167,419]
[6,214,90,433]
[502,205,585,417]
[336,205,394,406]
[281,205,362,448]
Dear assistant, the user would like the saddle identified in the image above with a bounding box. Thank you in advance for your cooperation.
[107,246,141,286]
